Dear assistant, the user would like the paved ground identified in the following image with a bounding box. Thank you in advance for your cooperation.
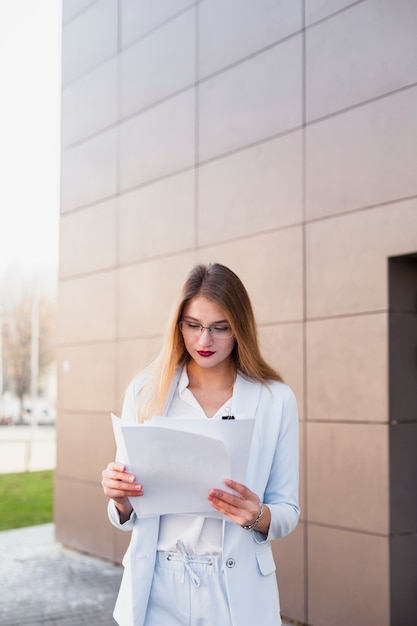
[0,524,121,626]
[0,523,295,626]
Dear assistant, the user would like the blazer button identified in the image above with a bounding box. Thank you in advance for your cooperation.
[226,558,235,568]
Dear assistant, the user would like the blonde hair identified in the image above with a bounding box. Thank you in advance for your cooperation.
[136,263,283,422]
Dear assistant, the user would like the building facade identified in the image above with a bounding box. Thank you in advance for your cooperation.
[56,1,417,624]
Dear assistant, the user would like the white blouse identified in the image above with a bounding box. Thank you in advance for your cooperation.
[156,367,233,555]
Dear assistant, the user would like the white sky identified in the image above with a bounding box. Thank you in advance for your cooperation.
[0,0,62,283]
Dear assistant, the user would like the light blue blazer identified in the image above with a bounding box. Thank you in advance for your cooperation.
[108,370,300,626]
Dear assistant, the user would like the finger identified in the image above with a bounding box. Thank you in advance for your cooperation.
[104,466,137,485]
[223,478,254,499]
[108,461,125,471]
[106,462,138,482]
[208,489,243,509]
[103,483,143,499]
[106,479,143,494]
[208,486,260,525]
[210,485,258,511]
[102,470,143,497]
[105,474,143,491]
[210,498,233,517]
[208,491,248,522]
[208,495,247,525]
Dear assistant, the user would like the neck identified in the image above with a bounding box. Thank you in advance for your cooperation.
[187,360,236,390]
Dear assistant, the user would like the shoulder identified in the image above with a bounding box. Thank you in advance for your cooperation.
[235,373,297,416]
[259,379,298,417]
[237,372,293,397]
[127,365,183,397]
[121,367,182,422]
[265,379,296,400]
[129,373,149,396]
[123,372,149,405]
[120,373,149,423]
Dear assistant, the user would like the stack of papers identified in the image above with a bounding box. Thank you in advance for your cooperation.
[111,415,255,518]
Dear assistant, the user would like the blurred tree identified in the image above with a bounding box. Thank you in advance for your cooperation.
[1,294,56,410]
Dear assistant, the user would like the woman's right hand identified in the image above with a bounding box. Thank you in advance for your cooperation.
[101,462,143,521]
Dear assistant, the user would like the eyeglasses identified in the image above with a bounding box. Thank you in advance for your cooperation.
[179,320,234,339]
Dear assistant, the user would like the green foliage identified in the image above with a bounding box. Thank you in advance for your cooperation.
[0,470,53,531]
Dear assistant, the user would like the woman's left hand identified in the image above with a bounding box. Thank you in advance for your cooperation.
[208,479,270,534]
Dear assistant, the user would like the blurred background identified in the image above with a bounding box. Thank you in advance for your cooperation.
[0,1,60,478]
[1,2,417,626]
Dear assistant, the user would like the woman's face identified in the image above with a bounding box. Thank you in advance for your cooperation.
[181,296,236,371]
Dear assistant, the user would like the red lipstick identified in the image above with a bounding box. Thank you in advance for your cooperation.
[197,351,215,357]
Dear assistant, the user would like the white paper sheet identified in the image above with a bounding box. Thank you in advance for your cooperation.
[111,415,255,518]
[147,417,255,485]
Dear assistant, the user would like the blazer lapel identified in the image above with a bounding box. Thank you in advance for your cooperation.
[233,374,266,491]
[162,368,182,415]
[233,373,263,418]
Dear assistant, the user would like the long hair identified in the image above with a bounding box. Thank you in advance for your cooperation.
[136,263,283,422]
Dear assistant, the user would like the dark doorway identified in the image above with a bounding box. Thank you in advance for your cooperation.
[388,253,417,625]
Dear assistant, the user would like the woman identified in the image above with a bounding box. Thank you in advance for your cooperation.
[102,262,300,626]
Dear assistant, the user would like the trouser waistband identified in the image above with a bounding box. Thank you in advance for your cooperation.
[156,540,222,587]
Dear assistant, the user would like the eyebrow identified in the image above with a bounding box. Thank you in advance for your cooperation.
[183,315,230,325]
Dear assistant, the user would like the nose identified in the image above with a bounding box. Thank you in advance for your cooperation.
[198,327,213,346]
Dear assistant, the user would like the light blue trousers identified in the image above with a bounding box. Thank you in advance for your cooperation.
[144,541,233,626]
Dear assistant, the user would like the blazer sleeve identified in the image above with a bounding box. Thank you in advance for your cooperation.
[107,377,144,531]
[264,385,300,541]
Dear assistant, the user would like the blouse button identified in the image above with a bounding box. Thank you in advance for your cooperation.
[226,558,235,568]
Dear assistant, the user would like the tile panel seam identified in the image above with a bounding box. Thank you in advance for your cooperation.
[61,15,300,92]
[305,0,366,30]
[306,520,395,538]
[61,0,98,27]
[61,79,417,165]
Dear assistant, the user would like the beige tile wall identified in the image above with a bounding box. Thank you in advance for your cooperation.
[198,131,303,245]
[306,422,390,534]
[306,314,388,422]
[306,0,417,120]
[57,343,116,413]
[117,253,196,338]
[305,0,360,25]
[120,0,196,47]
[307,525,390,626]
[120,9,195,118]
[61,0,118,86]
[197,228,304,324]
[306,200,417,316]
[306,90,417,220]
[258,322,304,416]
[62,57,118,147]
[58,1,417,624]
[199,37,303,161]
[119,89,195,190]
[59,198,118,277]
[60,128,118,212]
[198,0,302,78]
[116,338,162,404]
[118,171,195,263]
[56,413,116,483]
